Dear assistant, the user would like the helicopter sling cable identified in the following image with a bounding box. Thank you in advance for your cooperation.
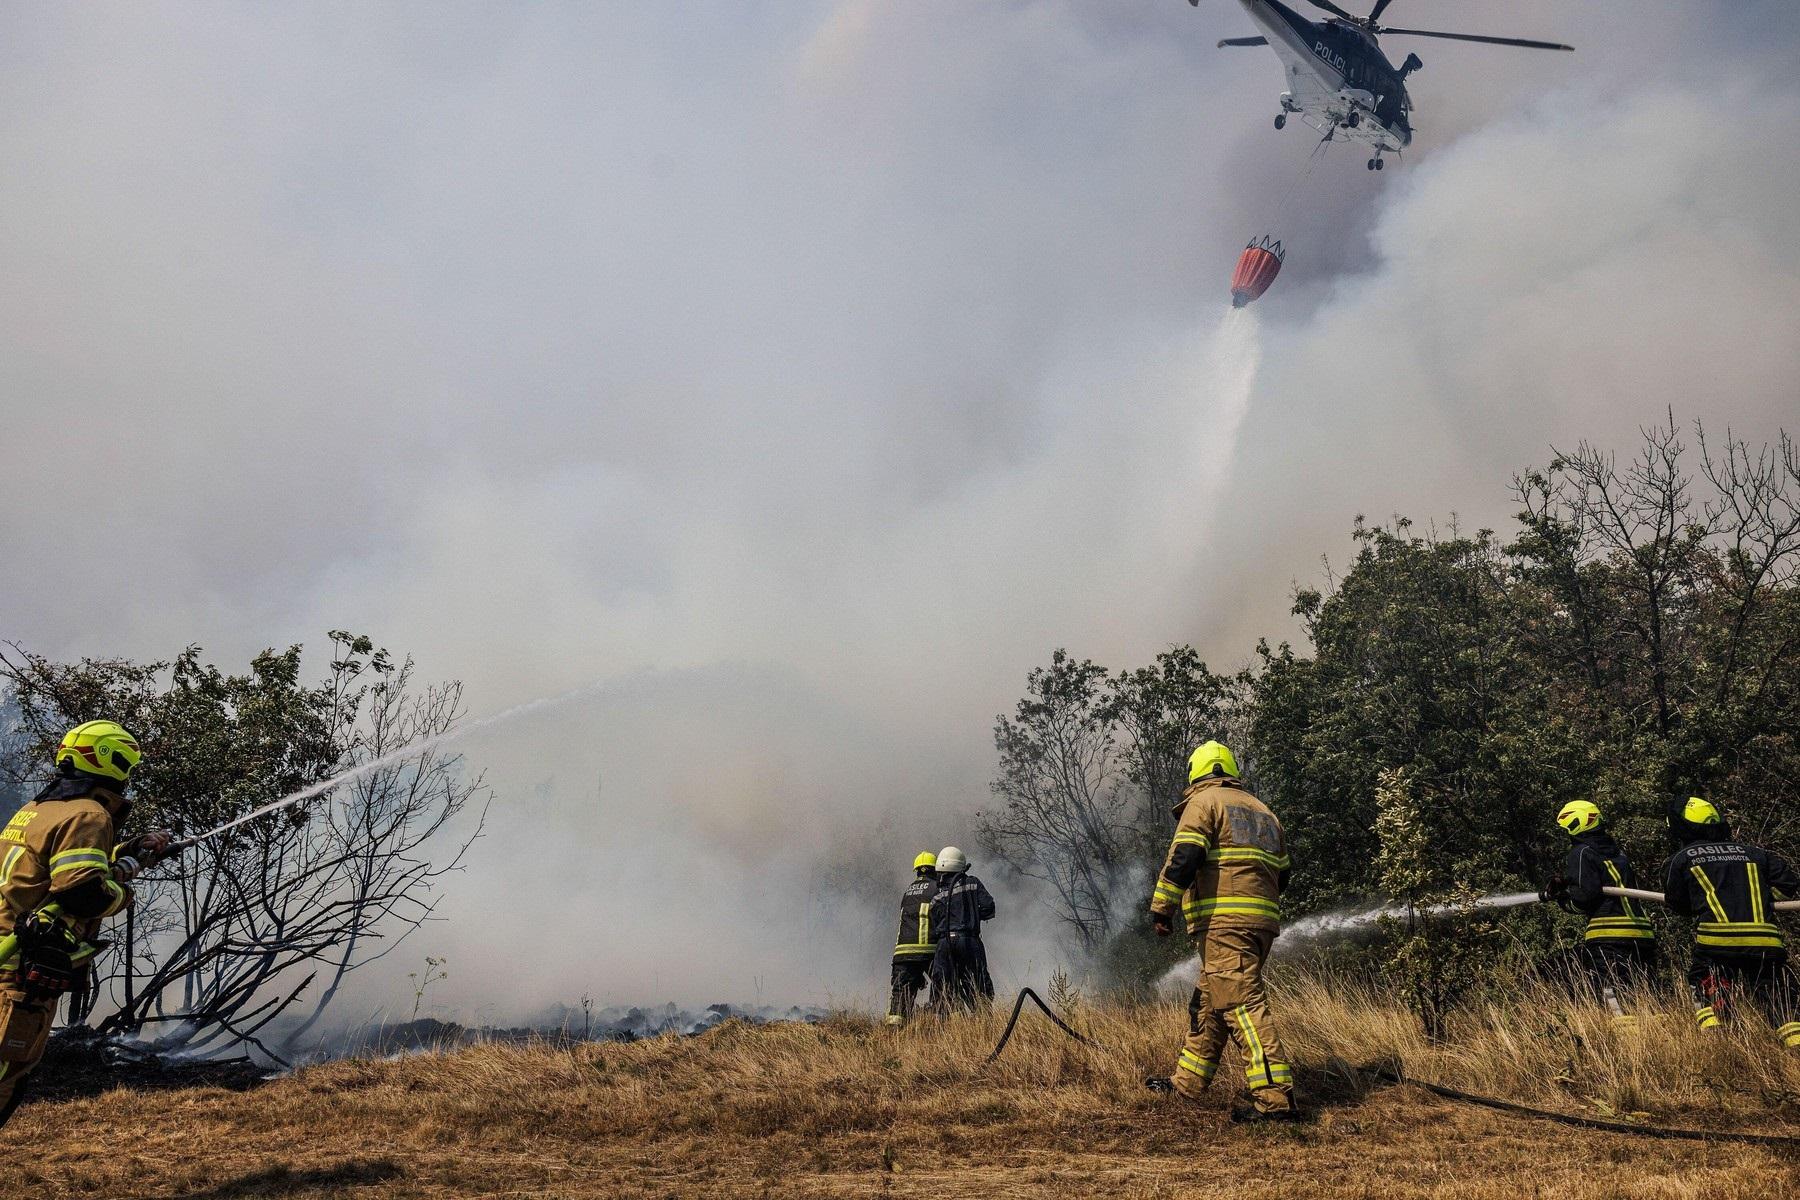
[1230,130,1331,308]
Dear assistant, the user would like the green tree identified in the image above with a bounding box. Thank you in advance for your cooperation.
[985,418,1800,1003]
[1512,419,1800,859]
[979,647,1243,960]
[1104,646,1239,863]
[977,650,1131,950]
[0,633,486,1057]
[1372,768,1503,1038]
[1098,648,1242,984]
[1249,519,1573,912]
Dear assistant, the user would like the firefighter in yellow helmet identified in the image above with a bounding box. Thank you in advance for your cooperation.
[886,851,939,1025]
[0,722,175,1127]
[1663,796,1800,1049]
[1146,741,1296,1121]
[1542,799,1656,1019]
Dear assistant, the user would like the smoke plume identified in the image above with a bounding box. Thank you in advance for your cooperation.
[2,2,1797,1015]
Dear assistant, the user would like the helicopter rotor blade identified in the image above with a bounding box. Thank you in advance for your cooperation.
[1378,28,1573,51]
[1218,36,1269,47]
[1302,0,1363,21]
[1367,0,1395,21]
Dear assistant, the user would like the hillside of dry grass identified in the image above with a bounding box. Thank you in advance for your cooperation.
[12,978,1800,1200]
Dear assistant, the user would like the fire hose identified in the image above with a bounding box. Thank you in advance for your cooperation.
[982,987,1092,1064]
[1601,885,1800,911]
[990,982,1800,1147]
[1371,1066,1800,1149]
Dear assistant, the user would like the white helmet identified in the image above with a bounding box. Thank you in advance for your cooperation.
[936,846,969,874]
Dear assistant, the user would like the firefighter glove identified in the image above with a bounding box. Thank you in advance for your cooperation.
[124,830,178,867]
[1152,911,1173,938]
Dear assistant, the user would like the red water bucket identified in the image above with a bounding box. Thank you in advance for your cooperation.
[1230,235,1285,307]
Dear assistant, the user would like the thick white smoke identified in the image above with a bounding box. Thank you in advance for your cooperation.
[2,4,1797,1018]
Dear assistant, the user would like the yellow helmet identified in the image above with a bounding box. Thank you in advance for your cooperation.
[1556,800,1602,836]
[1188,740,1239,784]
[56,720,142,784]
[912,851,937,871]
[1683,796,1723,826]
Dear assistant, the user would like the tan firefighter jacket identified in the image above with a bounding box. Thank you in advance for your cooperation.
[1150,777,1288,935]
[0,792,132,961]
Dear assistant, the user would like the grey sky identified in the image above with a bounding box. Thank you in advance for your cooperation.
[4,2,1798,1013]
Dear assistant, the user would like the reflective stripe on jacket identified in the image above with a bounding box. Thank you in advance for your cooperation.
[0,792,131,961]
[1150,777,1287,936]
[893,873,939,959]
[1663,840,1799,952]
[930,873,995,936]
[1565,832,1654,942]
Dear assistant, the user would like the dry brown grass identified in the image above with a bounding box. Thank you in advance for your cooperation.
[1277,971,1800,1124]
[8,978,1800,1200]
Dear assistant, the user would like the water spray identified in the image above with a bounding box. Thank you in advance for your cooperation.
[168,675,628,853]
[0,681,631,972]
[1278,889,1541,944]
[1278,886,1800,939]
[1158,884,1797,989]
[1157,889,1541,991]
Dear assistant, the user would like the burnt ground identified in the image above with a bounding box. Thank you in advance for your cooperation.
[25,1028,270,1103]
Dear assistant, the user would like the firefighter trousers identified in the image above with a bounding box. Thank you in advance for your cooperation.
[887,957,932,1025]
[0,982,56,1131]
[1579,939,1657,1015]
[1174,926,1292,1113]
[929,932,993,1014]
[1689,948,1800,1049]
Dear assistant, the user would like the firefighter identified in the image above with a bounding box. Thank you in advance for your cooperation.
[886,851,939,1026]
[0,721,175,1127]
[1545,799,1656,1018]
[1146,740,1295,1121]
[1663,796,1800,1050]
[927,846,995,1013]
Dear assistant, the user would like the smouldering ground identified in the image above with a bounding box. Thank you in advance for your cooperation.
[10,981,1800,1199]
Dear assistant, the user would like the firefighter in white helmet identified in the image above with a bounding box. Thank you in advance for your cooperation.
[928,847,996,1013]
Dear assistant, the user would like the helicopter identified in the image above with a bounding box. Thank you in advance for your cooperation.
[1197,0,1572,170]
